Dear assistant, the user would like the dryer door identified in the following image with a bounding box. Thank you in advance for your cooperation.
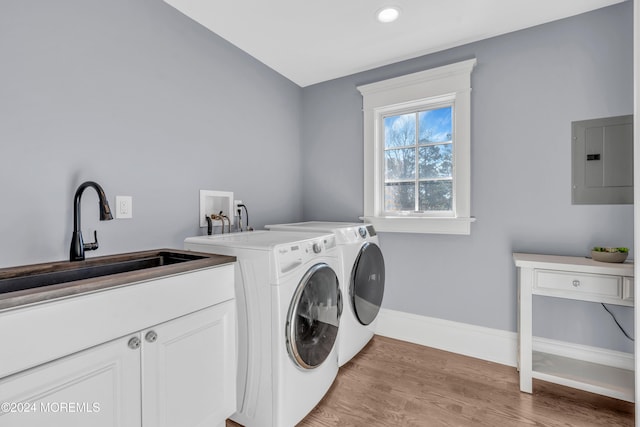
[286,263,341,370]
[350,242,385,325]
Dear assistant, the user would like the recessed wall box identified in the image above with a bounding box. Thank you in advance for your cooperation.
[571,115,633,204]
[199,190,234,227]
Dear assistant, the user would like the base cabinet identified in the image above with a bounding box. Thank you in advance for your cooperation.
[0,301,235,427]
[142,301,236,427]
[0,334,141,427]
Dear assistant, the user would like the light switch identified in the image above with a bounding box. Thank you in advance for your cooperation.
[115,196,133,219]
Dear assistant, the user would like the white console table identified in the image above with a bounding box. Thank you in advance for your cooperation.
[513,253,634,402]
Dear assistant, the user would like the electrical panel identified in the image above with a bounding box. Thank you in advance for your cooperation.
[571,115,633,204]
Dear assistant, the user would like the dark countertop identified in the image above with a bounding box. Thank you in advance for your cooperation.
[0,249,236,311]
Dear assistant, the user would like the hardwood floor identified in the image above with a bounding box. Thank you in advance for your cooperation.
[228,335,634,426]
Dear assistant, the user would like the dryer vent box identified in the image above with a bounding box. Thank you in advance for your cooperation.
[571,115,633,205]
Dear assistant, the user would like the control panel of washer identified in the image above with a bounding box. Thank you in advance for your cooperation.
[275,235,336,274]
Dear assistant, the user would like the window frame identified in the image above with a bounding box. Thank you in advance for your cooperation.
[357,59,477,235]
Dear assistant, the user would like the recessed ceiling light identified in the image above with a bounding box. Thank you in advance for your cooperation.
[376,6,400,23]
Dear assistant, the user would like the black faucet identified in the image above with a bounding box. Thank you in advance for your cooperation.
[69,181,114,261]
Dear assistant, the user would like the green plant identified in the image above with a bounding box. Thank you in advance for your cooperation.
[592,246,629,253]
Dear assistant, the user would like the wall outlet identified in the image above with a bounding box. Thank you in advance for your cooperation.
[115,196,133,219]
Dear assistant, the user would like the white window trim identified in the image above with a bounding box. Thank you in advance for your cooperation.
[357,58,477,235]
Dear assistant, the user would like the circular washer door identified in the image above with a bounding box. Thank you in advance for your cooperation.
[350,242,385,325]
[286,263,341,369]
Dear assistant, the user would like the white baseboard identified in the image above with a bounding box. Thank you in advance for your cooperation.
[374,308,633,370]
[375,308,519,366]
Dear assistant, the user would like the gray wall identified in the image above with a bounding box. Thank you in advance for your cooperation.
[1,0,634,354]
[300,2,635,353]
[0,0,303,268]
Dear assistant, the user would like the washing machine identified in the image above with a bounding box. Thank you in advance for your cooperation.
[265,221,385,366]
[184,230,342,427]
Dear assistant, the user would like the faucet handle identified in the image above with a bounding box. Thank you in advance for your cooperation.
[83,230,100,251]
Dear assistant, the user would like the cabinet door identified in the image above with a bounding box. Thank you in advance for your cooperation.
[0,335,141,427]
[141,301,236,427]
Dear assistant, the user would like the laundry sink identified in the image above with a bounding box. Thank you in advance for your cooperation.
[0,251,210,295]
[0,249,236,311]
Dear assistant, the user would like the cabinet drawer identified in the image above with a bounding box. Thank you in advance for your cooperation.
[534,270,621,302]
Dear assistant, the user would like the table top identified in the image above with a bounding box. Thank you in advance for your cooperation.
[513,252,634,276]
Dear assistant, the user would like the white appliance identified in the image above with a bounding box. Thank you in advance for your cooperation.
[265,221,385,366]
[184,231,342,427]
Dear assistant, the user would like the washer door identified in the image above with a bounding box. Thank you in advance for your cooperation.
[350,242,385,325]
[286,263,341,369]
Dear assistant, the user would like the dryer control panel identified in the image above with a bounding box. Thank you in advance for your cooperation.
[336,225,376,244]
[365,225,377,236]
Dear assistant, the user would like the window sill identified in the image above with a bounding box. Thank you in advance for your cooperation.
[361,216,475,235]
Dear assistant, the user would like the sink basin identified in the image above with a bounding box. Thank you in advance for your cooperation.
[0,251,214,295]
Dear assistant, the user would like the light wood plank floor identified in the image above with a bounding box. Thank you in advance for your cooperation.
[228,336,634,426]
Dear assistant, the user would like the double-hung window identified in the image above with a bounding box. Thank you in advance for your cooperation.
[358,59,476,234]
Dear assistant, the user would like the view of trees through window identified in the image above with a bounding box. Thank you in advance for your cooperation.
[383,106,453,212]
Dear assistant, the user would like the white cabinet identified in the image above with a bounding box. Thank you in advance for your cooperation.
[0,264,236,427]
[514,253,634,402]
[0,334,141,427]
[142,302,236,427]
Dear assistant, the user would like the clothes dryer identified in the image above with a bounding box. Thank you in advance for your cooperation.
[184,231,342,427]
[265,222,385,366]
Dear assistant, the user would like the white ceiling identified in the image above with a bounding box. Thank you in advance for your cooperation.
[163,0,626,87]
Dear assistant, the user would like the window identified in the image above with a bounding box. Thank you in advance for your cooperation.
[357,59,476,234]
[384,104,454,213]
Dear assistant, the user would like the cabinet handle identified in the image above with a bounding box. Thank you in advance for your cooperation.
[145,330,158,343]
[128,336,141,350]
[572,280,581,287]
